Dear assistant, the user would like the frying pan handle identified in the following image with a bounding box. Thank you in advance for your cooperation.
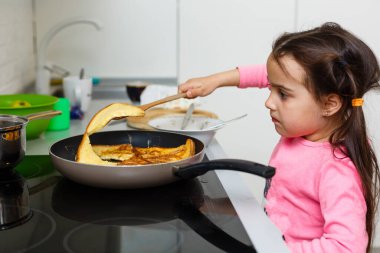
[174,159,275,179]
[178,204,257,253]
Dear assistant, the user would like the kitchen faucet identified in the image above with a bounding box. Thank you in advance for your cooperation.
[35,18,102,94]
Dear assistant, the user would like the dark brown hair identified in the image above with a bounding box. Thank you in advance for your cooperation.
[271,22,380,252]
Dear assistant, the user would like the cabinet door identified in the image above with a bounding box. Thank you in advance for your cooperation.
[178,0,295,160]
[179,0,295,79]
[178,0,296,202]
[35,0,177,79]
[297,0,380,56]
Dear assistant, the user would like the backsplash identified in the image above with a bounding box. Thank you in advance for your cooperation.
[0,0,35,94]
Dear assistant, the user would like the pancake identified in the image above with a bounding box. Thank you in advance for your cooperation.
[92,139,195,165]
[76,102,194,166]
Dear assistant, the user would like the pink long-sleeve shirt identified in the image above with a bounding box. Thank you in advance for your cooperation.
[238,65,368,253]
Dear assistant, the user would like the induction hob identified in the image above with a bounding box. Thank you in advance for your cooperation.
[0,155,256,253]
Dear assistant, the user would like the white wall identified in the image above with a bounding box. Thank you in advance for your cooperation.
[0,0,35,94]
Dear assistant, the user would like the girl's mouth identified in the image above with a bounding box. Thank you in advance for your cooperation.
[271,116,279,123]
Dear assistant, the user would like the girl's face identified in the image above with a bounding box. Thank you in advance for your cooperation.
[265,55,332,142]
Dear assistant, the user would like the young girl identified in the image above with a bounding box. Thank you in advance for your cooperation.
[179,22,380,253]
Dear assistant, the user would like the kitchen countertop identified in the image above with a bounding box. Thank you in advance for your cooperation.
[27,99,289,253]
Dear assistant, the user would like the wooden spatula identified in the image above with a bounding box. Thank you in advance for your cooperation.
[138,93,187,111]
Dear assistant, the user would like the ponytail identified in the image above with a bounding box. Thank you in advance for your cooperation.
[332,105,380,251]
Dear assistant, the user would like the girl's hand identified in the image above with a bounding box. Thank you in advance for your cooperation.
[178,76,219,98]
[178,69,240,98]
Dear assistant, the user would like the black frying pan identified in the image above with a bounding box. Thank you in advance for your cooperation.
[49,130,275,189]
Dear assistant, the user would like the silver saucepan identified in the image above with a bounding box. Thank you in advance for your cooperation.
[0,110,61,172]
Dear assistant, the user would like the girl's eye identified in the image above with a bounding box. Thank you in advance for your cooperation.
[279,90,287,99]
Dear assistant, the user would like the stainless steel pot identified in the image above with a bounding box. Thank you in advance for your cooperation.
[0,172,60,231]
[0,110,61,172]
[0,110,60,230]
[0,171,32,230]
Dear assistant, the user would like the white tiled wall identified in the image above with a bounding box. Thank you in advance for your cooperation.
[0,0,35,94]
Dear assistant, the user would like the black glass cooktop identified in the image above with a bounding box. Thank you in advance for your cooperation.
[0,155,256,253]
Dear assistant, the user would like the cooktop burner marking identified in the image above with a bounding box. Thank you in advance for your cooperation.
[24,163,43,179]
[0,208,56,253]
[63,218,184,253]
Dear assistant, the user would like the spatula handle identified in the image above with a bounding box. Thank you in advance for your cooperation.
[138,93,187,111]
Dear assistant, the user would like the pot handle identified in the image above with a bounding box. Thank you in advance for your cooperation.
[174,159,275,179]
[26,110,62,121]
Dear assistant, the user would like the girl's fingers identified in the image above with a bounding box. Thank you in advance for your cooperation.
[178,84,195,98]
[178,83,192,93]
[178,78,210,98]
[186,90,194,98]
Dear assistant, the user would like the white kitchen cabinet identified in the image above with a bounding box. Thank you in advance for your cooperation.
[297,0,380,56]
[178,0,296,201]
[34,0,177,79]
[179,0,296,77]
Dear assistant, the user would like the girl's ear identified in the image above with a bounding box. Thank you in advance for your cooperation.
[322,93,342,117]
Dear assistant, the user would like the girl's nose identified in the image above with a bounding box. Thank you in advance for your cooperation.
[265,93,275,110]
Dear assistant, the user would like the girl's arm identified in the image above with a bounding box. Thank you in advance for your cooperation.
[178,65,268,98]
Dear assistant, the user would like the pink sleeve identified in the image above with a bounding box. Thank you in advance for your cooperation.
[237,64,269,89]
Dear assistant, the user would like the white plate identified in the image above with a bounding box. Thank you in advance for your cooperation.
[148,115,223,132]
[148,116,224,146]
